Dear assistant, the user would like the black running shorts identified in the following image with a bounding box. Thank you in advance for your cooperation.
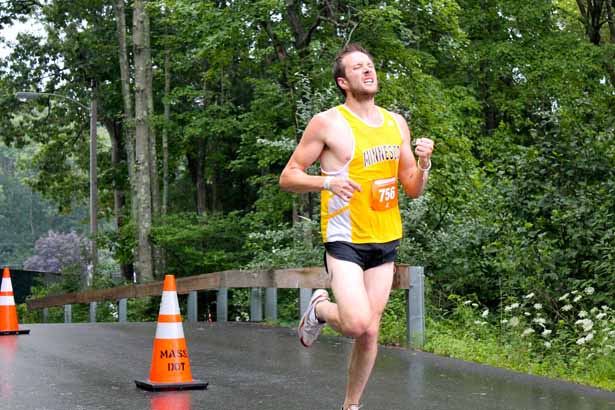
[324,239,400,273]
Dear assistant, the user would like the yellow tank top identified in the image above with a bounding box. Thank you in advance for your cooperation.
[321,105,403,244]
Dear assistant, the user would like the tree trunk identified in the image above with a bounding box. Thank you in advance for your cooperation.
[186,138,206,215]
[145,11,161,219]
[606,0,615,42]
[197,139,207,214]
[105,120,125,229]
[162,49,170,216]
[105,119,133,282]
[576,0,603,45]
[113,0,138,225]
[144,9,163,278]
[133,0,154,282]
[576,0,615,85]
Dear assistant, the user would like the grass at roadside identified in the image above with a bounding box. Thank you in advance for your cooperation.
[421,289,615,392]
[424,317,615,391]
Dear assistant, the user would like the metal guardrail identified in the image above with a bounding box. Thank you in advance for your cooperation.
[26,265,426,347]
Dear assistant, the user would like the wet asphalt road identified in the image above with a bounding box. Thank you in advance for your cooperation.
[0,323,613,410]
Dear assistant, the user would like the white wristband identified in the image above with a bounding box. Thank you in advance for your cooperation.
[418,158,431,172]
[323,176,333,191]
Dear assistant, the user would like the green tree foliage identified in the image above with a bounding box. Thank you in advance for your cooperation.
[0,1,612,318]
[0,143,86,265]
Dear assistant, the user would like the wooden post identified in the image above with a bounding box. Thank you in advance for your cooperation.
[265,288,277,321]
[187,290,198,322]
[407,266,425,348]
[119,298,127,323]
[299,288,312,319]
[64,304,72,323]
[250,288,263,322]
[217,288,228,322]
[89,301,97,323]
[43,307,48,323]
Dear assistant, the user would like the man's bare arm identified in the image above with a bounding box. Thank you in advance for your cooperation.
[280,113,362,201]
[396,113,434,199]
[279,114,330,193]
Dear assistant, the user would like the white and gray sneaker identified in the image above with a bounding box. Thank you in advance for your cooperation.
[298,289,329,347]
[342,405,363,410]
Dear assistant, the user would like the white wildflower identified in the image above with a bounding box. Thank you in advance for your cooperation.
[558,293,569,301]
[472,303,478,308]
[522,328,535,337]
[576,337,586,345]
[509,317,520,327]
[542,329,552,337]
[524,312,531,316]
[482,309,489,318]
[504,303,519,312]
[584,287,595,295]
[573,295,582,302]
[608,330,615,337]
[562,304,573,312]
[463,300,472,305]
[601,305,610,311]
[501,319,509,324]
[578,310,588,318]
[575,319,594,332]
[524,292,535,300]
[590,307,599,314]
[534,303,542,310]
[596,313,607,320]
[585,332,594,342]
[544,341,552,348]
[583,321,594,332]
[533,317,546,325]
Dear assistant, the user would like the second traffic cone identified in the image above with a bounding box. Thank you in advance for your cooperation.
[135,275,207,391]
[0,268,29,336]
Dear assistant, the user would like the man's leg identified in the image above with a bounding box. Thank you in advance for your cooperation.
[342,261,394,408]
[316,256,395,408]
[316,255,369,336]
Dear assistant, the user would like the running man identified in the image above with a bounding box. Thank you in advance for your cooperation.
[279,43,434,410]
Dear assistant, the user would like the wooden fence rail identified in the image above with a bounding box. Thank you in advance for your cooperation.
[26,265,426,348]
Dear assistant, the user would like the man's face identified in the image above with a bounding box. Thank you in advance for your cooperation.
[338,51,378,99]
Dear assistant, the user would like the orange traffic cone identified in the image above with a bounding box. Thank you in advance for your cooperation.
[0,268,30,336]
[135,275,207,391]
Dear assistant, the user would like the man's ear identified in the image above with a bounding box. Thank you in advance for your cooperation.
[336,77,347,90]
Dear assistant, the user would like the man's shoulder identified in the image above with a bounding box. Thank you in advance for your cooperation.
[378,107,404,121]
[384,110,408,129]
[308,106,344,128]
[316,106,343,120]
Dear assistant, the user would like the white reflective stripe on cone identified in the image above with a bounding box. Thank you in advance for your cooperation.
[154,322,185,339]
[0,295,16,306]
[158,291,181,315]
[0,279,13,292]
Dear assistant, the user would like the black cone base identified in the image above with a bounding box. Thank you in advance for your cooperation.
[135,379,208,392]
[0,329,30,336]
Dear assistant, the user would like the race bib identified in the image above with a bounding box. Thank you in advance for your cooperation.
[371,177,398,211]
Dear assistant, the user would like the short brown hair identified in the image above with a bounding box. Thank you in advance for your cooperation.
[333,43,374,96]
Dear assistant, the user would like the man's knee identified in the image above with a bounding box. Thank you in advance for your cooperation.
[340,313,371,338]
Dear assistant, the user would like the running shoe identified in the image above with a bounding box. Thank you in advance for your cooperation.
[298,289,329,347]
[342,405,363,410]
